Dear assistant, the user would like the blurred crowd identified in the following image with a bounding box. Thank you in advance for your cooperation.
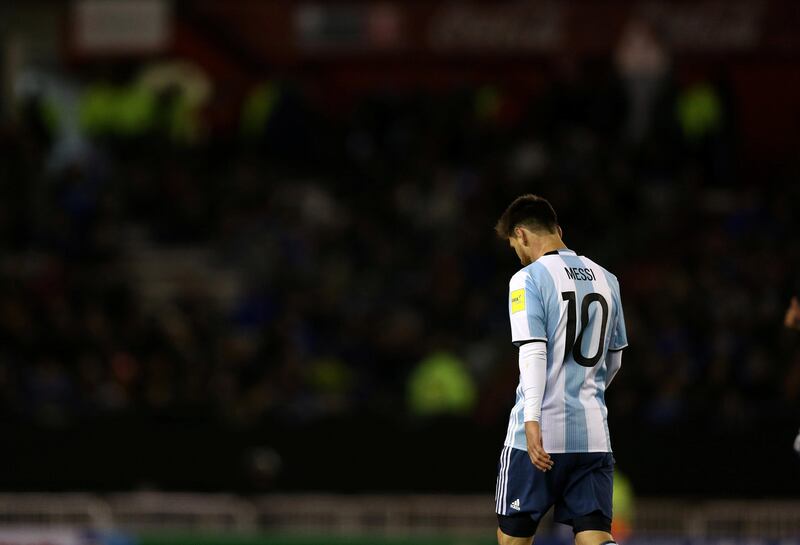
[1,49,799,444]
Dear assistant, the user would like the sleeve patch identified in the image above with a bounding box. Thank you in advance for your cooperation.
[511,289,525,313]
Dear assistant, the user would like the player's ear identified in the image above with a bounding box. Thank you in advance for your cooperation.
[557,225,563,238]
[518,227,530,247]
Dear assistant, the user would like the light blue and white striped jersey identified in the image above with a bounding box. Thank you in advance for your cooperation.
[503,248,628,453]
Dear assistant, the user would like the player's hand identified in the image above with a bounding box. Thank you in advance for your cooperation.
[524,420,554,472]
[785,297,800,330]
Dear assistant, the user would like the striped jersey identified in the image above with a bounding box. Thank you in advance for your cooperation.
[503,248,628,453]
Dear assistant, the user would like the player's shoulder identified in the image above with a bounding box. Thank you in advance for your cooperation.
[579,255,617,281]
[508,262,550,289]
[580,255,620,286]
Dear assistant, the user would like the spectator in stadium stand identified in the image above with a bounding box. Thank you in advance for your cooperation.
[614,18,671,145]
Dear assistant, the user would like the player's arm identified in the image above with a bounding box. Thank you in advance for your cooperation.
[605,350,623,387]
[794,428,800,456]
[605,279,629,389]
[508,269,553,472]
[519,342,553,472]
[785,296,800,330]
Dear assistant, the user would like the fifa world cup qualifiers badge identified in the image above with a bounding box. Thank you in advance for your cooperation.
[511,289,525,313]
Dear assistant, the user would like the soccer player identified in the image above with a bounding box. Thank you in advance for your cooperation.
[784,297,800,454]
[493,195,627,545]
[785,296,800,331]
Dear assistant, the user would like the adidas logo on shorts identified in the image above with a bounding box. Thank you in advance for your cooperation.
[510,499,521,511]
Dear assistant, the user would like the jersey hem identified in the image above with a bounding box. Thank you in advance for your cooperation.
[503,443,613,454]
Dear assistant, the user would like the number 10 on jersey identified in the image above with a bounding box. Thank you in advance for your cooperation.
[561,291,609,368]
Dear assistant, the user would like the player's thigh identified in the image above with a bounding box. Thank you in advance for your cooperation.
[552,452,614,532]
[495,446,556,540]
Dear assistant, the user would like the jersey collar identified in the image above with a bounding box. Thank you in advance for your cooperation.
[543,248,576,256]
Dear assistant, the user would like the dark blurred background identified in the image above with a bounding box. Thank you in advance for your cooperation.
[1,0,800,502]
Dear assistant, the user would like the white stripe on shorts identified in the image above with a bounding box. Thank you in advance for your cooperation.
[495,446,507,513]
[500,445,511,515]
[497,445,512,514]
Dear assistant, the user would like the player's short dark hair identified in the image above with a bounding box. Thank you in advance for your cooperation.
[494,194,559,239]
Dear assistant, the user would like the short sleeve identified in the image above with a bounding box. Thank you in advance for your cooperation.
[509,269,547,347]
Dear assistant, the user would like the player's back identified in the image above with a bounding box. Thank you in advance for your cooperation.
[507,248,627,453]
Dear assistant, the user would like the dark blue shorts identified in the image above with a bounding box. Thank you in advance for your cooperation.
[495,446,614,535]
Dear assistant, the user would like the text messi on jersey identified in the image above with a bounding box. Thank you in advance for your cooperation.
[564,266,596,282]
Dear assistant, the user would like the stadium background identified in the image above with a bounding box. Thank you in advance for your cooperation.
[1,0,800,544]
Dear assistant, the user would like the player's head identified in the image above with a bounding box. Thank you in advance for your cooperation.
[495,194,563,266]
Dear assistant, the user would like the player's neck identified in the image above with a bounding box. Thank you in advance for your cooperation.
[537,236,567,258]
